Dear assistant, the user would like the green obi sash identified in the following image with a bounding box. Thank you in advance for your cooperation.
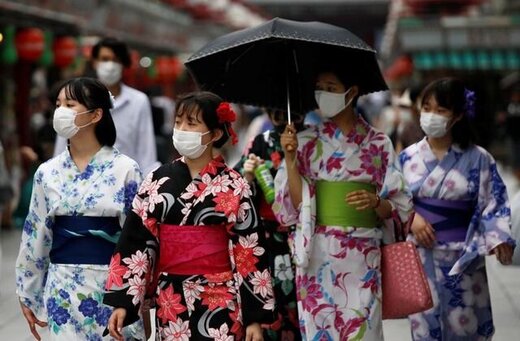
[316,180,380,228]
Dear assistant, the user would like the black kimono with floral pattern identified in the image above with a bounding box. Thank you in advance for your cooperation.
[104,156,275,340]
[235,130,301,341]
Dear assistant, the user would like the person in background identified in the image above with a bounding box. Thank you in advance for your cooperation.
[16,77,144,340]
[54,37,159,175]
[234,108,304,340]
[395,85,425,153]
[275,62,413,340]
[103,91,274,341]
[399,78,515,340]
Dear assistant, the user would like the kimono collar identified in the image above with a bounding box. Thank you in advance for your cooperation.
[322,115,370,145]
[181,154,227,178]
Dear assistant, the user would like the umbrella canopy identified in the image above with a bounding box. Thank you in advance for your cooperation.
[186,17,388,116]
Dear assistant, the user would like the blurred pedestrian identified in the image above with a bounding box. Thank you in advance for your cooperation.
[399,78,515,340]
[54,37,159,175]
[103,92,275,341]
[234,108,304,340]
[274,63,413,340]
[16,78,143,340]
[395,85,425,153]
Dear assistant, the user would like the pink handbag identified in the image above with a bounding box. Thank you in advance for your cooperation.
[381,227,433,319]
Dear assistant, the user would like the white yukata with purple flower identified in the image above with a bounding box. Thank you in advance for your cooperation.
[15,146,142,340]
[399,138,516,341]
[273,116,413,341]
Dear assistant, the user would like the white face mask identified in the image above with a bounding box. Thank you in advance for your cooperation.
[172,128,212,159]
[53,107,94,139]
[315,88,353,118]
[420,112,451,138]
[96,61,123,86]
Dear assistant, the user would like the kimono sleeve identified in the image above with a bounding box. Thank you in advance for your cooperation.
[103,171,159,326]
[15,166,52,321]
[478,153,515,253]
[118,160,143,225]
[380,138,414,240]
[228,172,275,327]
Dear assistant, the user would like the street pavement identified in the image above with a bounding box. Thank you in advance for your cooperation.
[1,165,519,340]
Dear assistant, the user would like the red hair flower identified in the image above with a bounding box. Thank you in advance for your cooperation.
[217,102,239,145]
[216,102,236,123]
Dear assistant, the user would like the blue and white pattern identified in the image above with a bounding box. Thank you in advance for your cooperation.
[399,138,515,340]
[16,146,142,340]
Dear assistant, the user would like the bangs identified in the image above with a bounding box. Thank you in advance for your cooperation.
[63,81,91,108]
[177,101,203,123]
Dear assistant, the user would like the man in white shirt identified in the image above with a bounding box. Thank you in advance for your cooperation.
[54,37,159,175]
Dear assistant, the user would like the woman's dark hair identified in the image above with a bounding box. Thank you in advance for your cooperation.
[56,77,116,146]
[175,92,231,148]
[315,60,360,107]
[91,37,131,68]
[420,77,477,149]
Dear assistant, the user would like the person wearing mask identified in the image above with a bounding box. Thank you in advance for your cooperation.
[103,92,274,341]
[16,78,143,340]
[274,63,414,340]
[234,108,304,340]
[54,37,159,175]
[399,78,515,340]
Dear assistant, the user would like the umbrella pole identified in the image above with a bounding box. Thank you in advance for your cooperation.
[286,73,292,126]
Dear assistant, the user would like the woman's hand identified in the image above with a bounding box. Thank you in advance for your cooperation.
[280,124,298,159]
[245,322,264,341]
[345,190,379,210]
[243,153,261,183]
[107,308,127,341]
[492,242,513,265]
[19,300,47,341]
[410,213,436,248]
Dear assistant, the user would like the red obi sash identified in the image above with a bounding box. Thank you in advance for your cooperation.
[157,224,231,275]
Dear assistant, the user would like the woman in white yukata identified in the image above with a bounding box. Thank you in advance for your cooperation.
[399,78,515,340]
[16,77,143,340]
[274,62,414,340]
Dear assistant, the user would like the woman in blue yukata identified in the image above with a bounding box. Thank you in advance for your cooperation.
[16,77,143,340]
[399,78,515,340]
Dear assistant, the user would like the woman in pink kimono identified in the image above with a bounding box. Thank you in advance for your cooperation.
[103,92,275,341]
[399,78,515,340]
[274,63,414,340]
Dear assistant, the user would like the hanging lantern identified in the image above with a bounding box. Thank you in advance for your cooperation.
[1,26,18,65]
[15,28,45,62]
[156,56,181,82]
[53,36,77,68]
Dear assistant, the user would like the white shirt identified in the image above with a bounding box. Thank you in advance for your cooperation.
[54,84,159,175]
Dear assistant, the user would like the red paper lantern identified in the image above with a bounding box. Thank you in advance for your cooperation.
[15,28,45,62]
[156,56,181,82]
[53,36,77,68]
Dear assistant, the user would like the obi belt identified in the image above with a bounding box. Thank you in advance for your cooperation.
[414,197,475,242]
[50,216,121,265]
[316,180,380,228]
[157,224,231,275]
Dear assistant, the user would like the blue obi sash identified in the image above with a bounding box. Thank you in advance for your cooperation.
[413,198,475,242]
[50,216,121,265]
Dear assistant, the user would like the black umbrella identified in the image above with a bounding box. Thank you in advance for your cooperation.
[185,17,387,123]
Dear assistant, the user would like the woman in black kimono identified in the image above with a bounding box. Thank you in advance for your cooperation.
[235,109,305,340]
[104,92,275,341]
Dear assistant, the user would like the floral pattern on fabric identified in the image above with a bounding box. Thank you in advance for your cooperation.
[104,155,275,340]
[15,147,142,340]
[400,138,515,340]
[273,116,413,340]
[235,129,301,340]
